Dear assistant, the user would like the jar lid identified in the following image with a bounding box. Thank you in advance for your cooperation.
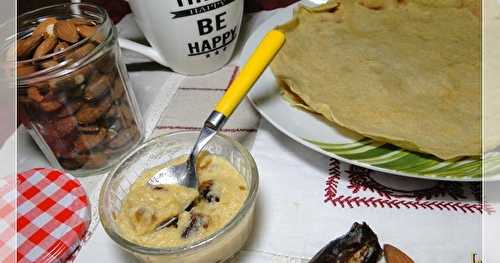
[17,168,91,263]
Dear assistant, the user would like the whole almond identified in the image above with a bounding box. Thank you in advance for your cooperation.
[77,25,97,39]
[33,17,58,38]
[68,18,93,25]
[66,43,96,61]
[41,59,60,69]
[17,64,37,77]
[384,244,414,263]
[54,20,79,43]
[17,33,44,58]
[53,41,69,53]
[33,36,58,59]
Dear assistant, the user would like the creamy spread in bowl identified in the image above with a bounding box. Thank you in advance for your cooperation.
[116,153,249,248]
[99,132,258,263]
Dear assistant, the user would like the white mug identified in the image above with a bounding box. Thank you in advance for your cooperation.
[122,0,244,75]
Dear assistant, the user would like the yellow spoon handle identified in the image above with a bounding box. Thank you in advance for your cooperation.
[215,30,286,117]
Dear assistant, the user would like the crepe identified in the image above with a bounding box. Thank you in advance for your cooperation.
[271,0,481,160]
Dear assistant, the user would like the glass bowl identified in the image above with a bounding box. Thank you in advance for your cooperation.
[99,132,258,263]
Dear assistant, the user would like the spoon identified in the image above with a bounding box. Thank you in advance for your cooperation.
[149,30,286,230]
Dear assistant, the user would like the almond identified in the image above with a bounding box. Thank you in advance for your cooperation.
[66,42,96,61]
[84,74,112,101]
[68,18,93,25]
[17,33,44,58]
[33,36,58,59]
[384,244,414,263]
[17,64,37,77]
[54,41,69,53]
[33,17,58,38]
[54,20,79,43]
[41,59,60,69]
[77,25,97,39]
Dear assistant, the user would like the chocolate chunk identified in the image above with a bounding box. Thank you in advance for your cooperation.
[76,95,112,124]
[310,222,383,263]
[73,127,106,152]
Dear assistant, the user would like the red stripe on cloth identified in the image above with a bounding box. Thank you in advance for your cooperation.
[156,126,257,133]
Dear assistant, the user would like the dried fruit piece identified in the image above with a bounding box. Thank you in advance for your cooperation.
[84,74,111,101]
[53,41,69,53]
[17,33,44,58]
[56,99,83,118]
[54,20,79,43]
[17,64,37,77]
[33,36,58,59]
[77,25,97,39]
[74,127,106,152]
[33,17,58,38]
[111,78,125,101]
[310,222,383,263]
[181,213,209,239]
[83,151,108,169]
[198,180,219,203]
[107,127,138,149]
[76,95,112,124]
[384,244,414,263]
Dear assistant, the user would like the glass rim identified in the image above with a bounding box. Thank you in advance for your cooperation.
[14,3,116,85]
[98,131,259,256]
[15,3,109,64]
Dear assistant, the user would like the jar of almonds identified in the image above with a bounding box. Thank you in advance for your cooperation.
[16,4,144,176]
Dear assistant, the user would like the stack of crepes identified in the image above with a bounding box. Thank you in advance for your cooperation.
[270,0,482,160]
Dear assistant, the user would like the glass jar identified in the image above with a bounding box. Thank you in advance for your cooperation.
[99,132,259,263]
[16,4,144,176]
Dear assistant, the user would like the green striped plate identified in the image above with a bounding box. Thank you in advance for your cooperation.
[307,138,500,180]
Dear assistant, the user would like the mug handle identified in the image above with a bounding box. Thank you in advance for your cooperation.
[118,37,169,68]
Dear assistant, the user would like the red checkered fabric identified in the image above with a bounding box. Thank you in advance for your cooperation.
[17,168,90,263]
[0,177,16,263]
